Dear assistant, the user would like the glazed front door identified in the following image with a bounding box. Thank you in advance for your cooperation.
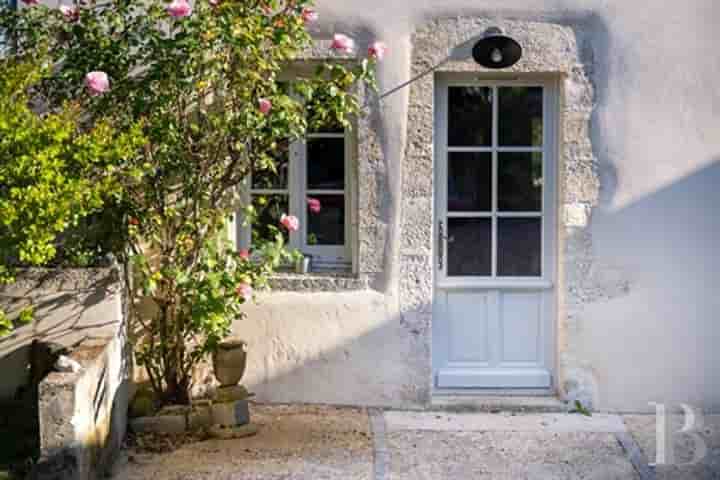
[432,76,557,390]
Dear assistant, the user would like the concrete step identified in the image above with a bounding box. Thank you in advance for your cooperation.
[429,395,569,413]
[384,410,627,433]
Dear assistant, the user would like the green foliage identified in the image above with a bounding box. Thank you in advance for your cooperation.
[0,59,144,338]
[0,306,35,338]
[1,0,377,403]
[0,60,144,284]
[0,311,11,339]
[570,400,592,417]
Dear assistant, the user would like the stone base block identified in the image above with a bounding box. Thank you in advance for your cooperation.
[129,414,186,435]
[211,399,249,427]
[188,404,213,431]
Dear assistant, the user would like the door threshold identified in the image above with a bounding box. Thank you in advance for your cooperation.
[430,393,568,413]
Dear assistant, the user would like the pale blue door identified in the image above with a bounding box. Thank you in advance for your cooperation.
[433,77,557,391]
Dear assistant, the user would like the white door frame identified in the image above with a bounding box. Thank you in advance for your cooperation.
[432,73,560,394]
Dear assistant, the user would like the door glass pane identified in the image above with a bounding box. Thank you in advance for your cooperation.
[307,194,345,245]
[252,141,289,189]
[448,152,492,212]
[497,218,541,277]
[447,218,492,276]
[448,86,492,147]
[498,87,543,146]
[307,138,345,190]
[498,152,543,212]
[251,194,289,246]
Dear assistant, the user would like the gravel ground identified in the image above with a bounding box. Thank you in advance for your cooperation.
[112,405,720,480]
[113,404,373,480]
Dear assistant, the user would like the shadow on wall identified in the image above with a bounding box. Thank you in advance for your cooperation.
[228,291,431,409]
[0,269,130,478]
[585,158,720,412]
[0,275,119,401]
[235,163,720,413]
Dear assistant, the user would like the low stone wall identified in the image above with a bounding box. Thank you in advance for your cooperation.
[0,268,130,480]
[35,334,130,480]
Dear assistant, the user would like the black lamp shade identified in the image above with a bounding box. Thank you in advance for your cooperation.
[472,35,522,69]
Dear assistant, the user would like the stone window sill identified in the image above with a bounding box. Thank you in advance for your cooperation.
[267,271,368,292]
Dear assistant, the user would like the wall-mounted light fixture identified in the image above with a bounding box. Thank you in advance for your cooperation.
[472,27,522,69]
[380,27,523,99]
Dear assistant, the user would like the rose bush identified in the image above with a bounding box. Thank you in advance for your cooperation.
[1,0,382,404]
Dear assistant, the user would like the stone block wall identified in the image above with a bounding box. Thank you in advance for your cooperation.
[0,269,130,480]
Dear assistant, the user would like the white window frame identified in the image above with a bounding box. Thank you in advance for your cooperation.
[435,76,558,289]
[234,129,353,271]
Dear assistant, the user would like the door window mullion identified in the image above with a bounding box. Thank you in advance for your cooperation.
[491,86,499,278]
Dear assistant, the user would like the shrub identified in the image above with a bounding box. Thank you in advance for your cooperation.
[0,59,144,336]
[1,0,380,403]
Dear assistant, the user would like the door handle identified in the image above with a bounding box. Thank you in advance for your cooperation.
[438,220,447,270]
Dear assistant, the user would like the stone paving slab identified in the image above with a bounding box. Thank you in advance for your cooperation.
[384,411,627,433]
[113,404,373,480]
[384,430,639,480]
[623,414,720,480]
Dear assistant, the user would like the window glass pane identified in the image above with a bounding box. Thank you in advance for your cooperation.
[498,87,543,146]
[498,152,543,212]
[448,152,492,212]
[307,137,345,190]
[251,194,289,246]
[497,218,541,277]
[252,141,289,189]
[447,218,491,276]
[306,195,344,246]
[448,86,492,147]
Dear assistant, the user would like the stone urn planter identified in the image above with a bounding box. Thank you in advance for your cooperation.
[209,339,256,438]
[212,339,247,387]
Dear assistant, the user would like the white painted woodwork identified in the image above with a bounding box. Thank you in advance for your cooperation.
[433,75,558,391]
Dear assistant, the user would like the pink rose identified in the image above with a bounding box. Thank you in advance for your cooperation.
[280,214,299,232]
[209,0,219,5]
[368,41,388,61]
[238,249,250,260]
[84,71,110,96]
[166,0,192,18]
[307,197,321,214]
[60,5,79,21]
[301,8,317,23]
[236,282,253,300]
[258,98,272,115]
[331,34,355,53]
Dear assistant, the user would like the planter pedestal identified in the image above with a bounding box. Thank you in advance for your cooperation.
[208,339,257,438]
[211,386,250,426]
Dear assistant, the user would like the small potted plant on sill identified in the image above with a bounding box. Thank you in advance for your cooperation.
[294,252,312,274]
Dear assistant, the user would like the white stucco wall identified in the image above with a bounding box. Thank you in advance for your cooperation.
[233,291,428,408]
[19,0,718,413]
[233,1,719,413]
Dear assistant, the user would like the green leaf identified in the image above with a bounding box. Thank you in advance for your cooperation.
[571,400,592,417]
